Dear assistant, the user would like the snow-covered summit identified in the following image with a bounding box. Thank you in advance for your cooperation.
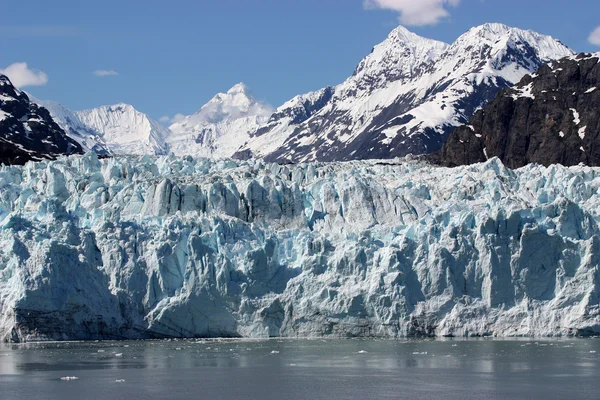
[234,23,574,163]
[352,25,448,88]
[35,99,170,155]
[167,83,273,158]
[75,103,170,155]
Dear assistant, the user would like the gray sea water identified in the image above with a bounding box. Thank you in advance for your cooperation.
[1,338,599,399]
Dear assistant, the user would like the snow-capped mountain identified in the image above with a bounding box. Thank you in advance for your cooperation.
[234,23,574,163]
[2,155,600,341]
[30,97,110,154]
[38,100,170,156]
[167,83,273,158]
[0,75,82,165]
[77,104,170,155]
[435,53,600,168]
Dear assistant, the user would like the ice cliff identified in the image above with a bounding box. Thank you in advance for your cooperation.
[0,154,599,342]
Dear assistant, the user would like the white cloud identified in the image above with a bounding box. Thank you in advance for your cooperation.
[589,26,600,46]
[0,62,48,87]
[364,0,460,26]
[171,113,186,124]
[93,70,119,77]
[158,114,186,124]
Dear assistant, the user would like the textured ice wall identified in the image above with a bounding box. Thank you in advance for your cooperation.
[0,153,599,342]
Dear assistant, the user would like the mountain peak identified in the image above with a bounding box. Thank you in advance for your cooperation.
[227,82,251,95]
[387,25,443,47]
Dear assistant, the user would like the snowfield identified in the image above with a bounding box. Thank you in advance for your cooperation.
[0,154,599,342]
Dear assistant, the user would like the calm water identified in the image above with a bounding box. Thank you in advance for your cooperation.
[0,338,599,400]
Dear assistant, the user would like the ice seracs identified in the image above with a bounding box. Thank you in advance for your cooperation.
[167,83,273,158]
[1,154,599,341]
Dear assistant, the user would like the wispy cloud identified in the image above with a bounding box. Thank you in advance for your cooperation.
[171,114,186,124]
[364,0,460,26]
[589,26,600,46]
[0,62,48,87]
[0,25,79,38]
[158,114,185,124]
[93,70,119,77]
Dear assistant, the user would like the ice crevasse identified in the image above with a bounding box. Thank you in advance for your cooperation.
[0,153,599,342]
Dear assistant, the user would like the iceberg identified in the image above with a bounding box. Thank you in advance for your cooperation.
[0,153,599,342]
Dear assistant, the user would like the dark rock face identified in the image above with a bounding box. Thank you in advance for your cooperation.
[0,75,83,165]
[435,54,600,168]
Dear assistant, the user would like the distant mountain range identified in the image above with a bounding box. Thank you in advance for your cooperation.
[235,23,574,162]
[0,23,585,166]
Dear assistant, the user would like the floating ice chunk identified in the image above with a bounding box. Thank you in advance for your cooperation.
[116,379,126,383]
[115,353,123,357]
[97,350,105,353]
[270,350,280,354]
[60,376,79,381]
[357,350,368,354]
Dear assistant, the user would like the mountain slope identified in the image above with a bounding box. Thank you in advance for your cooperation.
[31,97,110,154]
[435,53,600,168]
[38,100,170,156]
[234,23,574,163]
[167,83,273,158]
[77,104,170,155]
[0,75,83,165]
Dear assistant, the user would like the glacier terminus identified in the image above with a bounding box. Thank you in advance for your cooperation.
[0,154,599,342]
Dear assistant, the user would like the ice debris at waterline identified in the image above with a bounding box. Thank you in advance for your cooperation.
[0,153,599,342]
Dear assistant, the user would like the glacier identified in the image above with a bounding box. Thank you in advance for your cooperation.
[0,154,599,342]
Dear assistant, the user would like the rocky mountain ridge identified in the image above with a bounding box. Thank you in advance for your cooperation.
[434,53,600,168]
[0,75,82,165]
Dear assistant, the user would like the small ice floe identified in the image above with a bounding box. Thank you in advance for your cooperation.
[115,379,126,383]
[412,352,428,355]
[123,345,130,348]
[289,363,297,366]
[60,376,79,381]
[175,347,182,350]
[590,351,597,354]
[270,350,280,354]
[451,344,458,347]
[97,350,105,353]
[357,350,368,354]
[115,353,123,357]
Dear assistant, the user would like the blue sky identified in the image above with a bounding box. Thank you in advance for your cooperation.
[1,0,599,122]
